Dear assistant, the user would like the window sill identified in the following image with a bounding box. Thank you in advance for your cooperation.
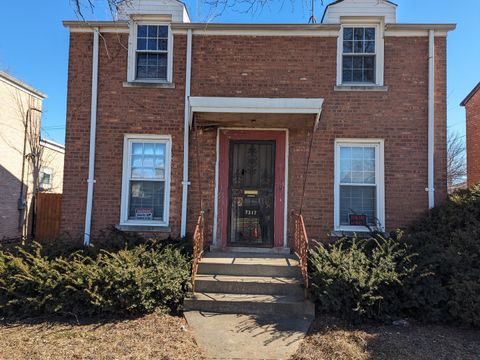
[115,224,171,233]
[123,81,175,89]
[334,85,388,92]
[330,230,386,238]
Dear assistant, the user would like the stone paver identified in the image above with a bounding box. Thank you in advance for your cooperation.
[184,311,313,360]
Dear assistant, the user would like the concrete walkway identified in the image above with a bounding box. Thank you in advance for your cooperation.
[184,311,313,360]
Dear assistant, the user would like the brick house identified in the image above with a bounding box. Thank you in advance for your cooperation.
[62,0,455,251]
[461,82,480,187]
[0,71,65,241]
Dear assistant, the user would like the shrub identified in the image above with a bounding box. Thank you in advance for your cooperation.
[404,186,480,327]
[0,241,190,319]
[309,233,416,323]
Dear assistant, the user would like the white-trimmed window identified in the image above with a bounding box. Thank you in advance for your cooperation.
[127,23,173,83]
[337,23,384,86]
[334,140,385,232]
[120,135,172,227]
[39,167,53,191]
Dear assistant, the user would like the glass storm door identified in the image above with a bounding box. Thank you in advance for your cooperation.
[228,141,275,247]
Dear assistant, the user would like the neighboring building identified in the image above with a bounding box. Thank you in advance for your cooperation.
[39,139,65,193]
[0,71,64,241]
[62,0,455,250]
[461,82,480,187]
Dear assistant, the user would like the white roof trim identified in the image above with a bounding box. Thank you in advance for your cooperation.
[189,96,324,129]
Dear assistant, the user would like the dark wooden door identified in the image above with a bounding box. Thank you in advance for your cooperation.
[228,141,275,247]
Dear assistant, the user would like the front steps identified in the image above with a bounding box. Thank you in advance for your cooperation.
[184,252,314,316]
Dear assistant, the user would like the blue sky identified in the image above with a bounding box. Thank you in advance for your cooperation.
[0,0,478,145]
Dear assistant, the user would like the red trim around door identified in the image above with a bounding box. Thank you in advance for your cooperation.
[218,130,286,248]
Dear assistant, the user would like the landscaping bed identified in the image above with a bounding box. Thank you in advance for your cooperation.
[0,313,205,360]
[292,316,480,360]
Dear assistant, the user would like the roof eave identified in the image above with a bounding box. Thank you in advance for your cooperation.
[461,82,480,107]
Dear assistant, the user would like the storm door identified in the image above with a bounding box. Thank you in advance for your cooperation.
[228,141,275,247]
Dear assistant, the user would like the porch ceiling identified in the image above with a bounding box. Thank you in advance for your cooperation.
[189,97,324,128]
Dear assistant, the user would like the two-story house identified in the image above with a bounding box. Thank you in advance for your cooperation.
[62,0,455,252]
[461,82,480,186]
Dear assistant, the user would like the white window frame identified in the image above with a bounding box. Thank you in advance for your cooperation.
[127,22,174,83]
[120,134,172,227]
[39,167,53,190]
[337,20,384,87]
[334,139,385,232]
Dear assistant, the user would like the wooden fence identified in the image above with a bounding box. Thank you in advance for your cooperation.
[34,193,62,241]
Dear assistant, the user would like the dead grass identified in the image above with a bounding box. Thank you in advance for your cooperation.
[292,317,480,360]
[0,312,206,360]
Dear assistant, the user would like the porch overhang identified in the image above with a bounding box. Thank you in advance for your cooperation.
[189,97,324,129]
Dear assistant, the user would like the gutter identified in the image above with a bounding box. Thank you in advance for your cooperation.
[84,28,100,246]
[180,29,193,238]
[427,29,435,209]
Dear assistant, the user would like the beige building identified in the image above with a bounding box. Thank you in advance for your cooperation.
[0,71,64,241]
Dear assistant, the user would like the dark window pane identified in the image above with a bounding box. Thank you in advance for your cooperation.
[354,40,363,53]
[158,26,168,37]
[364,41,375,53]
[158,66,167,79]
[354,28,364,40]
[137,38,147,50]
[147,39,157,50]
[339,185,376,226]
[365,27,375,40]
[353,70,363,82]
[353,57,363,69]
[148,25,158,37]
[137,53,148,66]
[158,39,168,51]
[364,69,375,83]
[129,181,165,221]
[343,40,353,53]
[147,67,158,79]
[342,69,353,83]
[364,55,375,69]
[158,53,168,66]
[343,27,353,40]
[138,25,148,37]
[343,56,353,70]
[137,65,147,79]
[147,54,158,66]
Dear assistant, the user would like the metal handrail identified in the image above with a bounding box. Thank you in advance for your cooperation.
[191,212,204,292]
[292,213,309,298]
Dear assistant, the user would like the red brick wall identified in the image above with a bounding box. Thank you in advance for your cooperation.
[62,32,448,243]
[466,89,480,186]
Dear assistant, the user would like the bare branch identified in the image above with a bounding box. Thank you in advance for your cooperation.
[447,131,467,187]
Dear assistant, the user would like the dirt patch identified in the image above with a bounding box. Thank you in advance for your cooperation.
[292,317,480,360]
[0,313,205,360]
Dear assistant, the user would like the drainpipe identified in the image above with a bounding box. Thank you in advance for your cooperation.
[427,30,435,209]
[180,29,193,238]
[83,28,100,246]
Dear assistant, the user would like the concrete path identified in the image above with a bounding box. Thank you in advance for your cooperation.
[184,311,313,360]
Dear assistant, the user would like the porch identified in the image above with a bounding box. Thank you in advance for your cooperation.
[184,96,324,253]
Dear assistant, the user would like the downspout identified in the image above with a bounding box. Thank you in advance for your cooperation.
[427,30,435,209]
[180,29,193,238]
[83,28,100,246]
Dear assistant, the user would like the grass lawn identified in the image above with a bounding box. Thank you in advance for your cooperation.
[292,317,480,360]
[0,312,205,360]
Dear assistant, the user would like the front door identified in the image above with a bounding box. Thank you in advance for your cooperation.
[228,141,275,247]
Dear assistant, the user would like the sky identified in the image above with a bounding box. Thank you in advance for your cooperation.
[0,0,478,145]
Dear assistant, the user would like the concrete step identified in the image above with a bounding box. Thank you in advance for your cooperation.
[198,253,301,277]
[184,292,315,316]
[194,274,304,296]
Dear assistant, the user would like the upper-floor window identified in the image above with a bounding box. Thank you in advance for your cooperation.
[342,27,376,84]
[337,24,384,87]
[128,23,173,83]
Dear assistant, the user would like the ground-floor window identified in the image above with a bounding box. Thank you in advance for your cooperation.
[334,139,385,232]
[120,134,171,226]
